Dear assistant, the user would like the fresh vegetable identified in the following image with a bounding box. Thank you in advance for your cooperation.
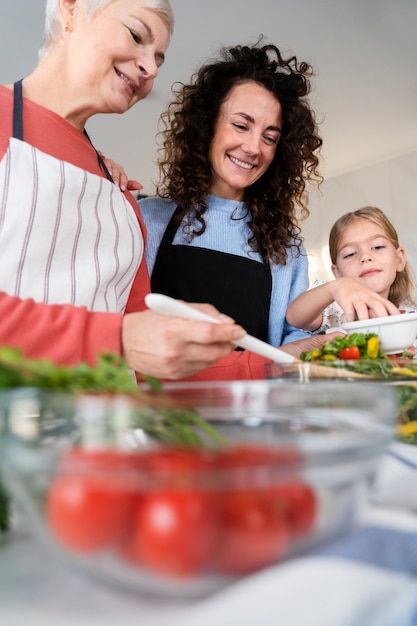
[299,333,417,379]
[338,346,361,361]
[47,449,143,552]
[133,489,217,578]
[366,335,380,358]
[270,482,317,538]
[46,444,317,579]
[214,487,291,575]
[0,347,140,393]
[300,332,383,362]
[298,334,417,445]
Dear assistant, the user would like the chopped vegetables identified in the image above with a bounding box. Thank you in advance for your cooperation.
[338,346,361,361]
[300,332,384,362]
[366,335,380,359]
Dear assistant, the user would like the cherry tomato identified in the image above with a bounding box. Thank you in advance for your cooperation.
[269,482,316,538]
[214,488,290,575]
[214,443,303,470]
[140,447,215,476]
[338,346,361,360]
[132,489,218,578]
[46,449,140,553]
[123,447,218,578]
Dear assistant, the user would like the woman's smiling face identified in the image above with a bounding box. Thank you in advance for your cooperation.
[67,0,169,117]
[208,81,282,201]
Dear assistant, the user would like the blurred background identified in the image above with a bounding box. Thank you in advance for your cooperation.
[2,0,417,282]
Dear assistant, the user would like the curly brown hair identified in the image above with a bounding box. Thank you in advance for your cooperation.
[329,206,417,308]
[155,40,323,264]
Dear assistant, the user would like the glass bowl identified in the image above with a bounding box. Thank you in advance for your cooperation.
[265,360,417,445]
[0,381,397,598]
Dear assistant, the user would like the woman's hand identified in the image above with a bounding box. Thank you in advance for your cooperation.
[121,305,246,380]
[99,153,143,193]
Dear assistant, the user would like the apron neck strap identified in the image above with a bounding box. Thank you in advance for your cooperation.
[83,129,114,184]
[13,80,24,141]
[12,81,114,186]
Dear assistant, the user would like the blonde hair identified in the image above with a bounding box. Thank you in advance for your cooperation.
[39,0,174,57]
[329,206,416,308]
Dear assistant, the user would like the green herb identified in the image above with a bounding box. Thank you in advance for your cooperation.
[0,347,226,534]
[0,348,138,392]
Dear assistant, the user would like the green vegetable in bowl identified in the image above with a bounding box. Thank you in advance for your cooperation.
[300,332,384,362]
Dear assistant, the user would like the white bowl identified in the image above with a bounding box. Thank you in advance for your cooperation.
[340,312,417,355]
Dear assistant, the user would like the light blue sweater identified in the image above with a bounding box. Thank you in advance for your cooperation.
[139,194,311,346]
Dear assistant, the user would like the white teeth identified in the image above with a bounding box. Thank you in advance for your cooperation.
[116,69,135,91]
[229,156,254,170]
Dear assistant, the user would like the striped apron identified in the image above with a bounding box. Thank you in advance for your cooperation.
[0,81,142,313]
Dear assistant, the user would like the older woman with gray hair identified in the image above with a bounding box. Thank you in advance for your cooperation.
[0,0,247,380]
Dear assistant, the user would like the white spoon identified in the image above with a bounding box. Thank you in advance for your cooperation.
[145,293,296,364]
[144,293,373,380]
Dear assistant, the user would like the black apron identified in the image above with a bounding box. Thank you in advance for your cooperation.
[151,207,272,341]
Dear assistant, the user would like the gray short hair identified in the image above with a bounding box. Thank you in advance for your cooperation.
[39,0,174,57]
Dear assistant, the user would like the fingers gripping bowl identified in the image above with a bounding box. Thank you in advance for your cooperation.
[0,382,397,598]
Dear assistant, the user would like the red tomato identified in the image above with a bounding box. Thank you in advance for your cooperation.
[141,447,215,475]
[47,449,140,553]
[213,444,303,478]
[214,488,290,575]
[132,489,218,578]
[338,346,361,360]
[119,447,219,578]
[269,482,317,538]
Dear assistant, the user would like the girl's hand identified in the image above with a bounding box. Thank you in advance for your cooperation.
[328,277,400,321]
[99,153,143,192]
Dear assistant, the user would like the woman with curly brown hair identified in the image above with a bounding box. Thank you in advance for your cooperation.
[139,40,323,353]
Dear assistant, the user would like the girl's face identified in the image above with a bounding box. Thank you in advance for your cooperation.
[63,0,169,123]
[208,81,282,201]
[332,218,406,299]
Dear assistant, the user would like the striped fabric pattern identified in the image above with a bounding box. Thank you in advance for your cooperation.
[0,138,142,313]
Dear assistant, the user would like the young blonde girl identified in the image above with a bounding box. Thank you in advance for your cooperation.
[286,206,417,333]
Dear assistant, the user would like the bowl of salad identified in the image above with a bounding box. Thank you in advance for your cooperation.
[0,378,397,598]
[266,332,416,379]
[339,311,417,355]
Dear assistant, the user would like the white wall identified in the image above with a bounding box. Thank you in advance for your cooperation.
[302,149,417,285]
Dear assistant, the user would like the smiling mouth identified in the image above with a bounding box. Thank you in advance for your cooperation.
[115,69,137,94]
[360,269,380,278]
[228,155,255,170]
